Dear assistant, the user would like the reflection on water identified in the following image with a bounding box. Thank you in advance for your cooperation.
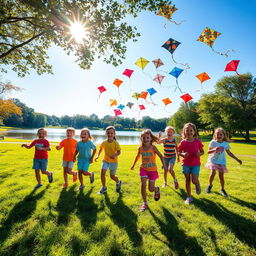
[0,128,143,145]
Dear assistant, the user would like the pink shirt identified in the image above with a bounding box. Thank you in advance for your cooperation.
[178,138,203,166]
[29,139,50,159]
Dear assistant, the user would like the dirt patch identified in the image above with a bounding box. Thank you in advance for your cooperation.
[236,154,256,158]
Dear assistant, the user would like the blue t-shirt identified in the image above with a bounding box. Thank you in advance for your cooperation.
[76,140,96,159]
[207,140,230,165]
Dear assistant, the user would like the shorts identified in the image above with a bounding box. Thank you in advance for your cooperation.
[77,159,90,172]
[62,161,74,169]
[205,162,228,173]
[163,157,176,168]
[102,160,118,175]
[182,165,200,176]
[140,167,159,181]
[33,158,48,172]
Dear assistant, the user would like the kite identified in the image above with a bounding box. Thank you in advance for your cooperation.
[114,109,122,117]
[197,27,234,57]
[180,93,193,103]
[152,58,164,69]
[109,99,117,107]
[224,60,240,75]
[162,98,172,112]
[147,88,157,105]
[139,105,145,110]
[169,67,184,93]
[117,104,125,110]
[135,57,150,70]
[153,74,165,86]
[113,78,123,97]
[132,92,140,100]
[139,91,149,101]
[122,69,134,78]
[126,102,134,109]
[195,72,211,89]
[97,86,106,100]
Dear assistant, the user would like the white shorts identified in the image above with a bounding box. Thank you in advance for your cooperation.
[62,161,74,169]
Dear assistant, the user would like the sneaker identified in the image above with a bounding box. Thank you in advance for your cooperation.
[140,203,148,212]
[154,186,160,201]
[90,172,94,184]
[48,172,53,183]
[77,185,85,191]
[162,182,167,188]
[98,186,107,194]
[184,197,193,204]
[174,179,179,189]
[116,180,122,192]
[33,184,43,190]
[196,183,201,195]
[62,183,68,189]
[73,172,77,182]
[220,189,228,197]
[206,185,212,194]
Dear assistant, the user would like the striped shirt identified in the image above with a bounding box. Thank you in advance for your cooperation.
[163,138,176,158]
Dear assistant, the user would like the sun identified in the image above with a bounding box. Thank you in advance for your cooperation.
[69,22,87,44]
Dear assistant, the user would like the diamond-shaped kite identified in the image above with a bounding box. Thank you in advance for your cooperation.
[195,72,211,89]
[135,57,150,70]
[122,69,134,78]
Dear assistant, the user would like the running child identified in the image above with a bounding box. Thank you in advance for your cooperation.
[73,128,96,190]
[56,127,78,189]
[131,129,167,212]
[205,127,242,196]
[95,126,122,194]
[178,123,204,204]
[21,128,53,190]
[158,126,180,188]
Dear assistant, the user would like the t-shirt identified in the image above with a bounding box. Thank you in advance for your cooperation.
[140,145,157,172]
[207,140,230,165]
[29,139,50,159]
[59,138,77,161]
[178,138,204,166]
[163,138,176,158]
[100,140,121,163]
[76,140,96,160]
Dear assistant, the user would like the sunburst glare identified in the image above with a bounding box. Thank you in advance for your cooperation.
[70,22,87,44]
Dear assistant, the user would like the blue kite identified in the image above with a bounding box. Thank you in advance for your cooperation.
[169,67,184,93]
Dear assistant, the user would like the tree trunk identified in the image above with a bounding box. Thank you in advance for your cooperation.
[245,129,250,141]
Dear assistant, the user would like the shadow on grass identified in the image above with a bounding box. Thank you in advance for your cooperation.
[70,234,90,256]
[104,193,143,247]
[149,207,205,256]
[0,188,47,244]
[229,195,256,211]
[56,185,77,225]
[193,198,256,249]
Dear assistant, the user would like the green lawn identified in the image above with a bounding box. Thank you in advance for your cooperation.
[0,142,255,256]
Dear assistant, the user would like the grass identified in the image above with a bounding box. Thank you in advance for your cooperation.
[0,141,255,256]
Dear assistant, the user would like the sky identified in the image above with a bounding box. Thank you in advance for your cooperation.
[3,0,256,119]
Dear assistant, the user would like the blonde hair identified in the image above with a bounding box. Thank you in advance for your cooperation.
[213,127,229,142]
[37,128,47,135]
[140,129,158,146]
[66,127,75,134]
[105,126,116,140]
[165,126,175,133]
[181,123,198,139]
[80,127,93,140]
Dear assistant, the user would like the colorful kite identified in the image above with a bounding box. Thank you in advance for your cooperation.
[109,99,117,107]
[135,57,150,70]
[169,67,184,93]
[197,27,234,57]
[180,93,193,104]
[97,86,106,100]
[122,69,134,78]
[162,98,172,106]
[195,72,211,89]
[126,102,134,109]
[117,104,125,110]
[114,109,122,117]
[132,92,140,101]
[153,74,165,86]
[139,91,149,101]
[224,60,240,75]
[113,78,123,97]
[147,88,157,105]
[152,58,164,69]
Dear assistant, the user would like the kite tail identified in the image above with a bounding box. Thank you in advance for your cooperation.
[171,54,179,64]
[97,94,101,102]
[174,79,183,93]
[142,70,153,79]
[118,87,122,99]
[170,19,186,26]
[211,48,235,57]
[149,96,157,106]
[179,62,190,70]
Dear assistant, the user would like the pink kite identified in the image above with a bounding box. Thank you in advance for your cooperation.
[97,86,107,100]
[114,109,122,117]
[153,74,165,85]
[139,105,145,110]
[152,58,164,69]
[122,69,134,78]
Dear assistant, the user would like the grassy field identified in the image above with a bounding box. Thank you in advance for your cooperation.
[0,141,255,256]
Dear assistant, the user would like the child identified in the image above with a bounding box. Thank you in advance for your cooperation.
[158,126,180,189]
[21,128,53,190]
[95,126,122,194]
[56,127,78,189]
[131,129,166,212]
[73,128,96,190]
[178,123,204,204]
[205,127,242,196]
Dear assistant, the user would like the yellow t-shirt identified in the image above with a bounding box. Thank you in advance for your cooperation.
[100,140,121,163]
[59,138,77,161]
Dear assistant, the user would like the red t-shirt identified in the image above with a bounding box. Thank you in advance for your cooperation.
[29,139,50,159]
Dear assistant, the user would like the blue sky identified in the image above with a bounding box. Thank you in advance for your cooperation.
[4,0,256,119]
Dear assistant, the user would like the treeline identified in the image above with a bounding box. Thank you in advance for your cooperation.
[3,99,169,131]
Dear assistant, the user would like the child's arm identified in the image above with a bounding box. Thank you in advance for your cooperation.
[90,149,96,163]
[175,141,180,162]
[131,148,140,170]
[156,131,165,144]
[73,150,78,162]
[196,147,204,157]
[153,146,167,170]
[95,148,103,162]
[56,145,63,150]
[38,146,51,151]
[110,150,121,159]
[21,140,35,149]
[226,149,242,164]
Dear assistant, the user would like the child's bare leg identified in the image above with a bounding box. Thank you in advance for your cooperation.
[78,170,84,186]
[141,177,147,202]
[110,174,119,183]
[184,173,191,197]
[148,180,156,192]
[218,172,225,189]
[63,167,68,184]
[101,169,107,187]
[35,169,41,184]
[163,169,168,184]
[192,173,199,186]
[169,164,176,179]
[209,169,216,186]
[66,167,76,176]
[41,170,51,176]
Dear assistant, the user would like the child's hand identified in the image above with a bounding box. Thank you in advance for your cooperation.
[110,154,116,159]
[90,157,94,163]
[183,152,189,158]
[21,144,26,147]
[56,145,60,150]
[158,131,162,138]
[177,157,180,162]
[95,157,99,162]
[73,157,76,162]
[237,159,242,165]
[131,166,134,170]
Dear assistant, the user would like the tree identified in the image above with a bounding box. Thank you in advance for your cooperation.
[198,74,256,140]
[0,0,172,77]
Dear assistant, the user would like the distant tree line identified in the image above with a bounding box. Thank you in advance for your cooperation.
[2,99,169,131]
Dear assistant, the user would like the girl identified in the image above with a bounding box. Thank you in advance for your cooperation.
[95,126,122,194]
[131,129,166,212]
[73,128,96,190]
[178,123,204,204]
[158,126,180,189]
[205,128,242,196]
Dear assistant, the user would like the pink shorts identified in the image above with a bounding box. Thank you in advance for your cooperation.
[205,162,228,173]
[140,167,159,181]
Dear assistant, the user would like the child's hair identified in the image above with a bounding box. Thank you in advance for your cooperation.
[181,123,198,139]
[213,127,229,142]
[66,127,75,134]
[165,126,175,133]
[140,129,158,145]
[105,126,116,140]
[80,127,93,140]
[37,128,47,135]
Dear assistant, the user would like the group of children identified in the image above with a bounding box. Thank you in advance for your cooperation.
[21,123,242,212]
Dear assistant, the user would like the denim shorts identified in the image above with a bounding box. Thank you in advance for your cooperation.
[77,159,90,172]
[163,157,176,168]
[182,165,200,176]
[62,161,74,169]
[32,158,48,172]
[102,161,118,175]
